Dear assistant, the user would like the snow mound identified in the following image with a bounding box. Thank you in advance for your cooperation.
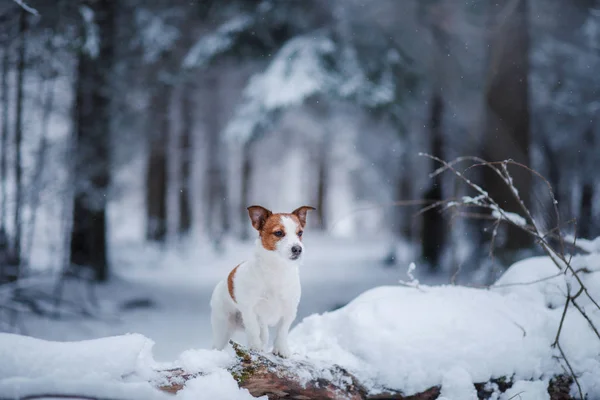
[565,235,600,254]
[175,370,261,400]
[0,332,156,381]
[290,285,553,394]
[289,255,600,398]
[0,333,259,400]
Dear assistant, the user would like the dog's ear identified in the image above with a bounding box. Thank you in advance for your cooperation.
[247,205,272,231]
[291,206,316,227]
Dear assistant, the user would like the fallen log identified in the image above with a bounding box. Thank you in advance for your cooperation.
[155,341,575,400]
[157,341,366,400]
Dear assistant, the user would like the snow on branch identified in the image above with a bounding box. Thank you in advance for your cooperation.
[79,6,99,58]
[225,31,413,144]
[13,0,38,16]
[134,9,182,63]
[183,14,253,68]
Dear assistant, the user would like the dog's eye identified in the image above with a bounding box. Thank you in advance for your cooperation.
[274,230,284,237]
[298,231,303,237]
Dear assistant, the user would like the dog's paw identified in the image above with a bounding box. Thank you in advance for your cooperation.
[273,345,291,358]
[247,340,264,353]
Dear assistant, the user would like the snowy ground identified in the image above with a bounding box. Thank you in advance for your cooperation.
[2,234,600,399]
[15,233,405,361]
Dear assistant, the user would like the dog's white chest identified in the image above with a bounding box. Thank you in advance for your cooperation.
[254,272,300,326]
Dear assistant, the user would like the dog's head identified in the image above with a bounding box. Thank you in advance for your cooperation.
[247,205,315,261]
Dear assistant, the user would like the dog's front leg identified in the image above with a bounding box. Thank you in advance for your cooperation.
[273,312,295,358]
[240,309,263,351]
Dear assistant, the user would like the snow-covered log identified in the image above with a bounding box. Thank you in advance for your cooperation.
[157,341,367,400]
[154,342,575,400]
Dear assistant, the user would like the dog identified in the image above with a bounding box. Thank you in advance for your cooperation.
[210,205,315,358]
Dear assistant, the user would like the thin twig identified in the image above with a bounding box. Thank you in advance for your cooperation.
[555,342,584,400]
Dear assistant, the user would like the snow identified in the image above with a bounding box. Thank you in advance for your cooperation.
[290,284,553,395]
[224,30,410,144]
[3,243,600,399]
[0,332,155,380]
[183,15,254,68]
[79,6,99,58]
[439,367,478,400]
[176,371,263,400]
[135,9,182,63]
[565,234,600,254]
[225,35,336,143]
[288,254,600,398]
[491,209,528,227]
[500,381,549,400]
[0,333,169,399]
[0,333,261,400]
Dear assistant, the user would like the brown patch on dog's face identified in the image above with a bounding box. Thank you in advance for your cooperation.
[259,214,287,251]
[247,205,316,252]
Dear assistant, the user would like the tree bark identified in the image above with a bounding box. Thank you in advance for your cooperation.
[204,75,228,242]
[12,9,27,266]
[421,93,445,271]
[145,82,170,242]
[480,0,532,253]
[579,126,595,239]
[239,141,252,240]
[395,157,413,241]
[0,37,9,233]
[70,0,115,282]
[315,130,331,231]
[178,85,193,236]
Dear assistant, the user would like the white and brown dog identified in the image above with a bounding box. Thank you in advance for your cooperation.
[210,205,315,357]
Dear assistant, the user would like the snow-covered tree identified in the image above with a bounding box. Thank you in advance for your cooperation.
[183,0,418,237]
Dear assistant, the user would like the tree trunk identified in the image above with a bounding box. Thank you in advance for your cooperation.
[395,156,413,241]
[204,75,228,242]
[0,38,9,233]
[480,0,531,253]
[12,9,27,266]
[145,82,170,242]
[421,93,445,271]
[70,0,115,282]
[0,40,10,282]
[178,85,192,236]
[579,126,595,239]
[579,183,593,239]
[239,141,252,240]
[315,131,330,231]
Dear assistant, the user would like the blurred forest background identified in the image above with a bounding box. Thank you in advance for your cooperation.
[0,0,599,346]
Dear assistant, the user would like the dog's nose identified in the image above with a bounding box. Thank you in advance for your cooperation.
[291,245,302,255]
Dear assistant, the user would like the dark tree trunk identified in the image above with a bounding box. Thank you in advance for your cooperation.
[579,184,594,239]
[395,156,413,240]
[0,37,11,282]
[0,39,9,232]
[315,132,330,231]
[204,75,228,240]
[70,0,115,282]
[239,141,252,240]
[579,126,596,239]
[481,0,532,253]
[316,154,327,230]
[178,86,193,236]
[421,93,445,270]
[145,82,170,242]
[12,9,27,265]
